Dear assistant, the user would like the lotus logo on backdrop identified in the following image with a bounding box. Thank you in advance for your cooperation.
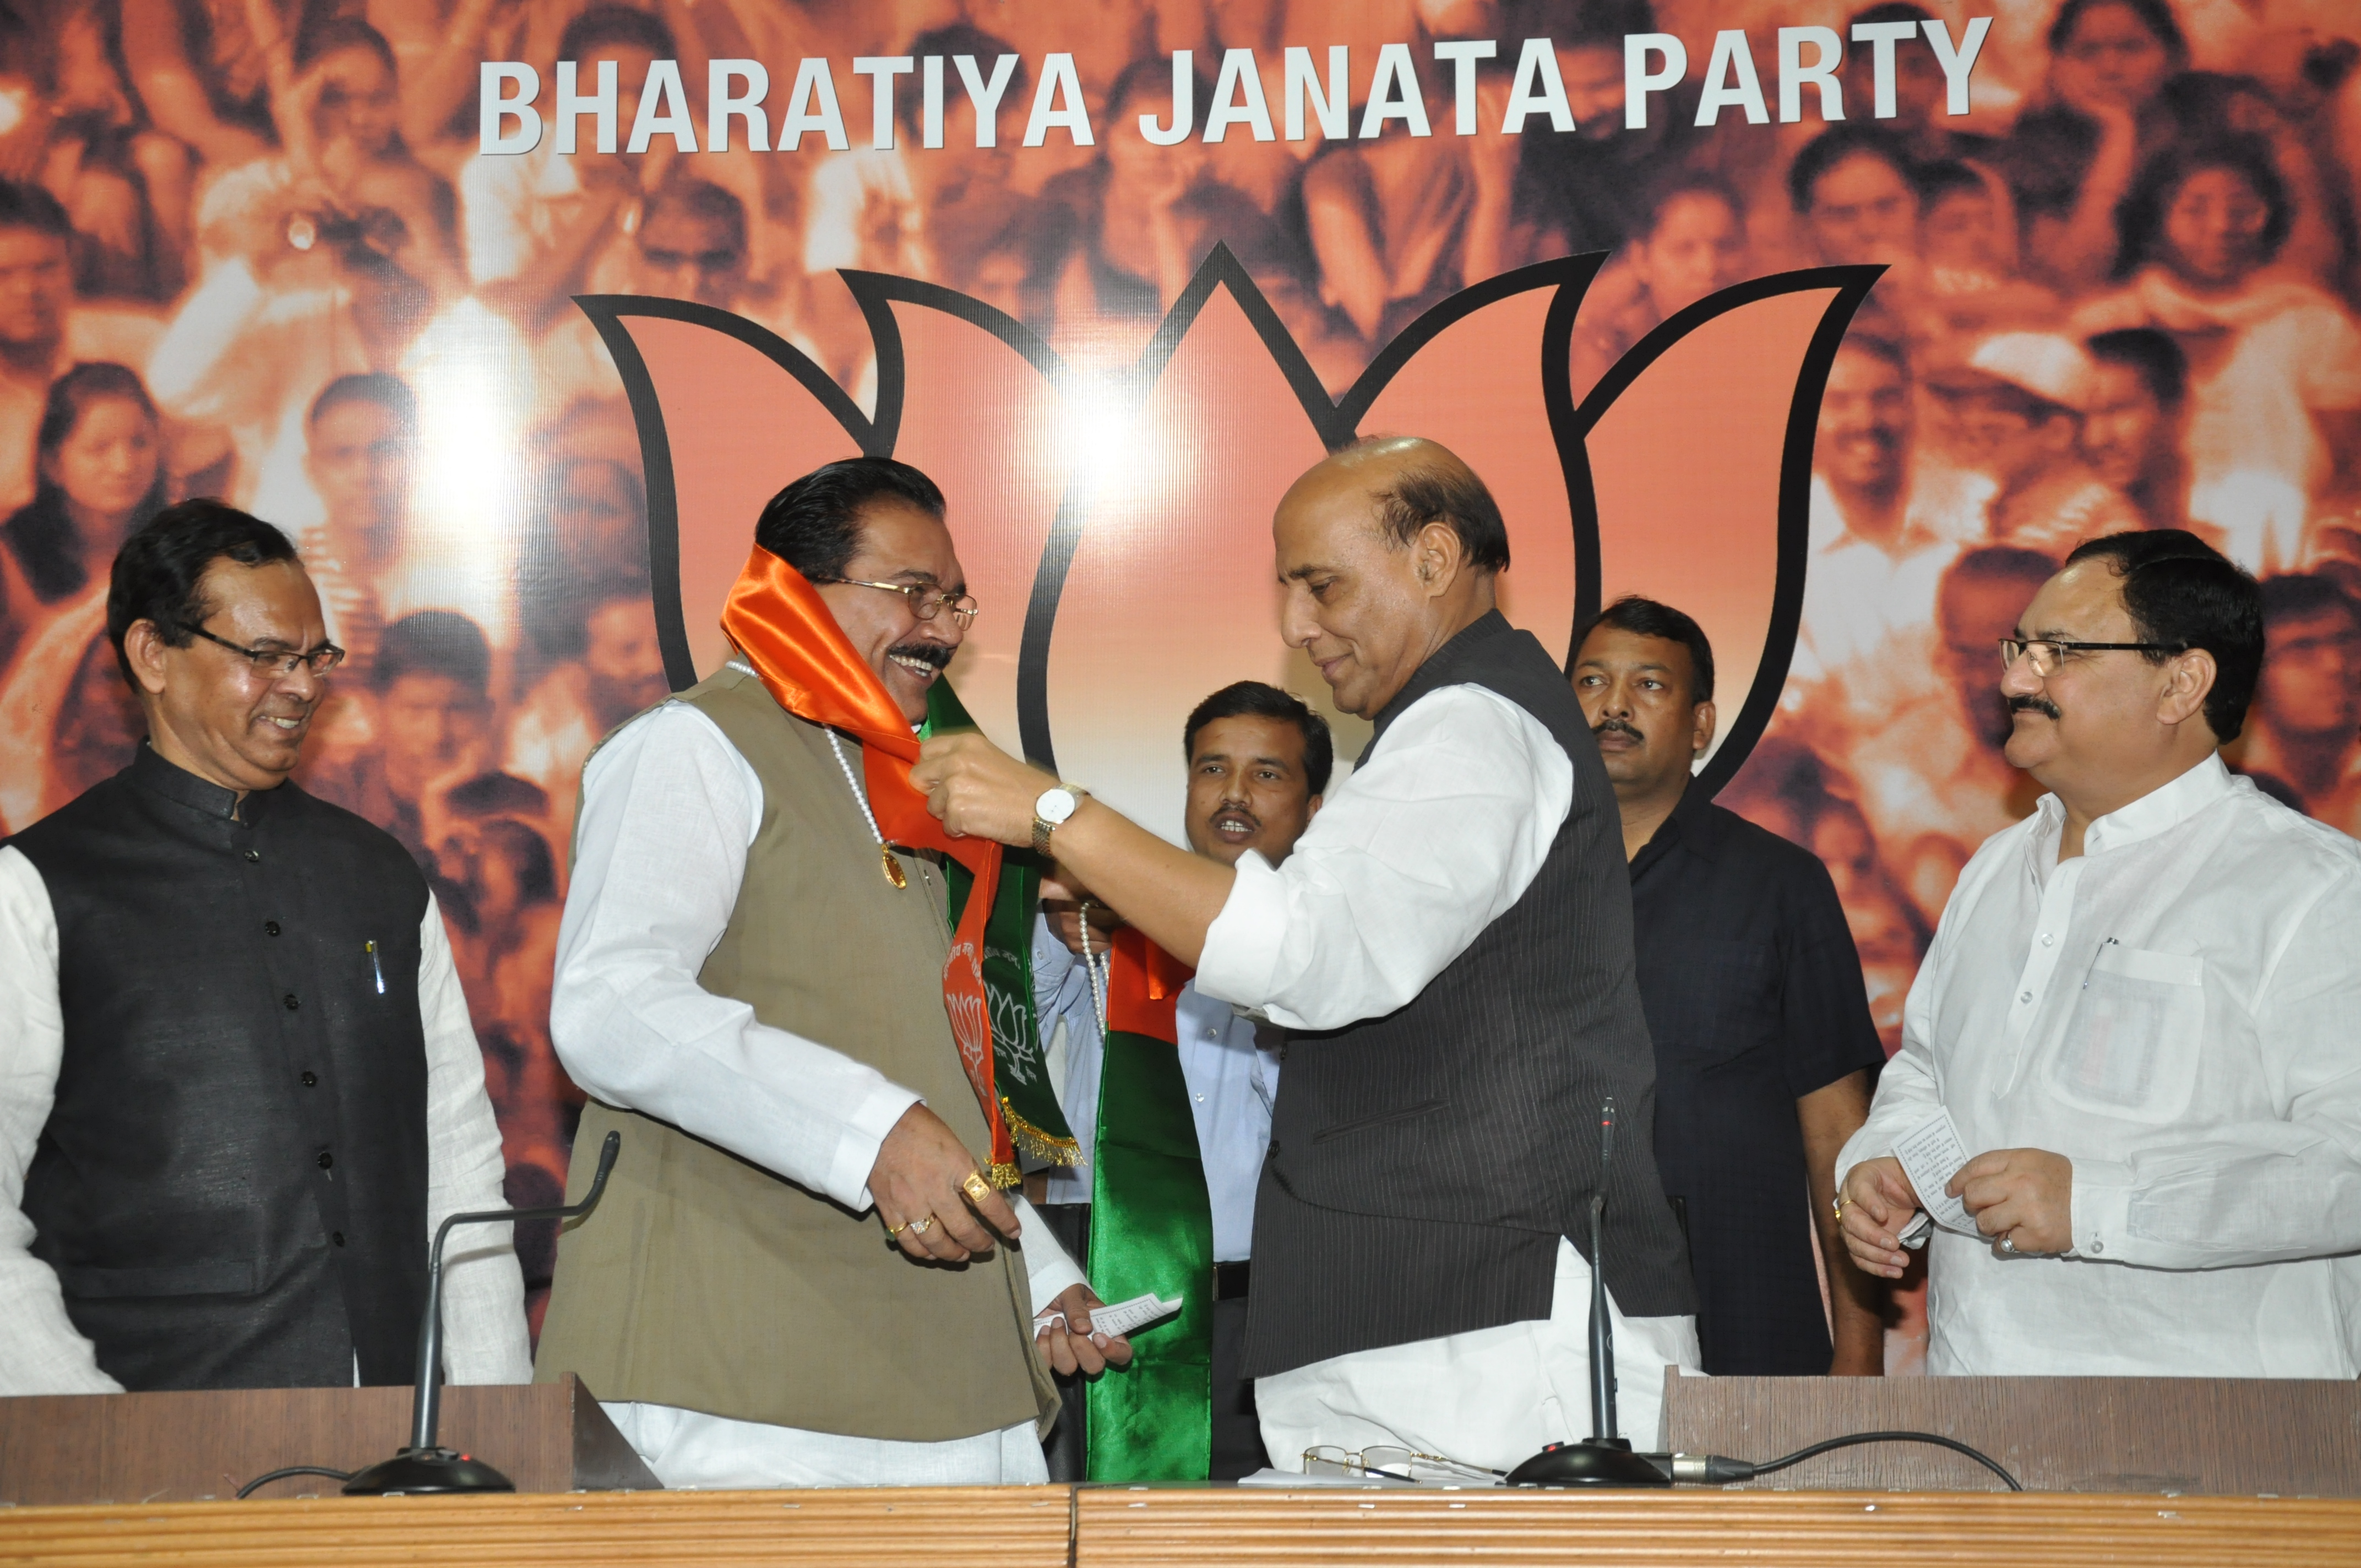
[577,249,1879,837]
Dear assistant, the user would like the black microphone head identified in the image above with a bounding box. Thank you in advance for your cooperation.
[583,1130,622,1206]
[1598,1096,1617,1174]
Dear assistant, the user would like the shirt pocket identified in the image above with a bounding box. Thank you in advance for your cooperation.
[2048,944,2203,1124]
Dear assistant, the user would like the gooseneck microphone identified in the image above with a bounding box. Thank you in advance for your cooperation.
[336,1130,624,1496]
[1588,1099,1619,1446]
[1502,1112,2023,1493]
[1504,1098,1672,1488]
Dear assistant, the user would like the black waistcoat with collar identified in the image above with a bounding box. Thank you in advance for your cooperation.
[8,744,431,1389]
[1243,612,1697,1378]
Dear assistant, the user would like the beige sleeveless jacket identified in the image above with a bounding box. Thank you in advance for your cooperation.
[535,666,1055,1439]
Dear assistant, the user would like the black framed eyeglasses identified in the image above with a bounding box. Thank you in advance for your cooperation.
[1998,636,2185,677]
[810,578,980,628]
[182,623,347,677]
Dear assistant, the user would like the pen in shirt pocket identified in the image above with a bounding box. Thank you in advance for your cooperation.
[365,939,384,995]
[2081,936,2119,989]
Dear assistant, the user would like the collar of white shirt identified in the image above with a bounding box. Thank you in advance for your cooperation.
[2030,751,2236,865]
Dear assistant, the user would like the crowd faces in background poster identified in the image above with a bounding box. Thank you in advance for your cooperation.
[1,0,2359,1342]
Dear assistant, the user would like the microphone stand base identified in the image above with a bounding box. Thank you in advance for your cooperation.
[1504,1439,1674,1489]
[341,1447,517,1495]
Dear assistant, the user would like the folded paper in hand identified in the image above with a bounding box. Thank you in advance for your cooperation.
[1038,1291,1180,1338]
[1893,1107,1979,1240]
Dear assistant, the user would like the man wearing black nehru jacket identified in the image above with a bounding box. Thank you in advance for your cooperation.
[918,437,1700,1466]
[0,500,527,1393]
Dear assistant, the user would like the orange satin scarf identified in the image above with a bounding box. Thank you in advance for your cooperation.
[720,545,1018,1184]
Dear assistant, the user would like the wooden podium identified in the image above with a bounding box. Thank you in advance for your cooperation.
[0,1373,657,1505]
[1661,1369,2361,1495]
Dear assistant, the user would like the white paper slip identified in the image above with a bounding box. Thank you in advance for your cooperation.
[1039,1292,1182,1338]
[1892,1108,1979,1237]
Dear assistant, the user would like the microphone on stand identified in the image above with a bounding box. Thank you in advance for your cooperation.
[1505,1099,1672,1488]
[341,1130,622,1496]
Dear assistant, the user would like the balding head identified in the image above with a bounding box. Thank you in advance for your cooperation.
[1274,436,1507,717]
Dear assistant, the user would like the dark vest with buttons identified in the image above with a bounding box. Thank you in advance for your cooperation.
[1243,612,1697,1378]
[7,744,431,1389]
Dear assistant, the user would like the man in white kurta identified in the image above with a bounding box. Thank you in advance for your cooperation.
[1838,528,2361,1375]
[917,438,1701,1469]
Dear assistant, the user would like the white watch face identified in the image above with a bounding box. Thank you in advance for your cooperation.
[1035,787,1079,826]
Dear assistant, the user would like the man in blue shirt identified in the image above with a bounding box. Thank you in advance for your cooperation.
[1031,680,1328,1479]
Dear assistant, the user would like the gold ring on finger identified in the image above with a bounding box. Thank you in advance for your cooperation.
[887,1219,909,1236]
[908,1215,935,1236]
[960,1172,993,1204]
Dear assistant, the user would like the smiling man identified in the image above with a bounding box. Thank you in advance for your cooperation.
[535,456,1122,1489]
[916,435,1699,1470]
[1574,598,1885,1379]
[1837,529,2361,1378]
[0,499,528,1393]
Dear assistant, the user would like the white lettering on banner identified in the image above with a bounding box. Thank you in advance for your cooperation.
[954,53,1020,148]
[1624,34,1687,129]
[479,62,540,154]
[484,28,2000,153]
[1433,39,1495,136]
[1283,45,1347,141]
[1778,26,1845,124]
[779,57,849,151]
[1849,19,1920,118]
[1696,29,1770,127]
[854,56,915,150]
[554,59,614,155]
[627,61,698,154]
[708,59,769,152]
[1205,47,1275,143]
[1024,52,1094,146]
[1359,42,1429,138]
[921,54,944,148]
[1503,39,1573,134]
[1139,50,1194,146]
[1922,17,1993,116]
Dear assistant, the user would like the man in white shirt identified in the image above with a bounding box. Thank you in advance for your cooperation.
[1837,528,2361,1376]
[1033,680,1323,1479]
[917,436,1700,1469]
[0,500,527,1394]
[534,456,1122,1487]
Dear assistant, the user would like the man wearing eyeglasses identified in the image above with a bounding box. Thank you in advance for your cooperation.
[1837,528,2361,1378]
[0,498,529,1395]
[536,456,1120,1489]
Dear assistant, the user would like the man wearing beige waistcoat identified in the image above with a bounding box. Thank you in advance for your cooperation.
[534,457,1128,1487]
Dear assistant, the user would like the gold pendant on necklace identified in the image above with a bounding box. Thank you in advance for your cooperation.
[881,844,908,890]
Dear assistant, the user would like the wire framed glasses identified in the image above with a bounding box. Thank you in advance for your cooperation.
[181,623,347,677]
[1996,636,2183,677]
[811,578,979,628]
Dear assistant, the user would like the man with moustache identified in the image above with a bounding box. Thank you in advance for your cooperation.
[535,456,1126,1488]
[1573,598,1885,1376]
[1838,530,2361,1377]
[917,435,1699,1469]
[1032,681,1326,1479]
[0,500,529,1392]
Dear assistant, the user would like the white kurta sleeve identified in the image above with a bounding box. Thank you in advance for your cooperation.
[1835,891,1955,1197]
[0,848,119,1394]
[551,702,920,1212]
[1008,1194,1087,1314]
[2069,874,2361,1270]
[1193,684,1575,1031]
[418,895,532,1384]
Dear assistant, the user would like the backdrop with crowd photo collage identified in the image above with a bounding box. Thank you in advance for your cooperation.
[3,0,2359,1360]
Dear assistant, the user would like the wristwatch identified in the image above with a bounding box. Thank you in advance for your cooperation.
[1032,785,1085,856]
